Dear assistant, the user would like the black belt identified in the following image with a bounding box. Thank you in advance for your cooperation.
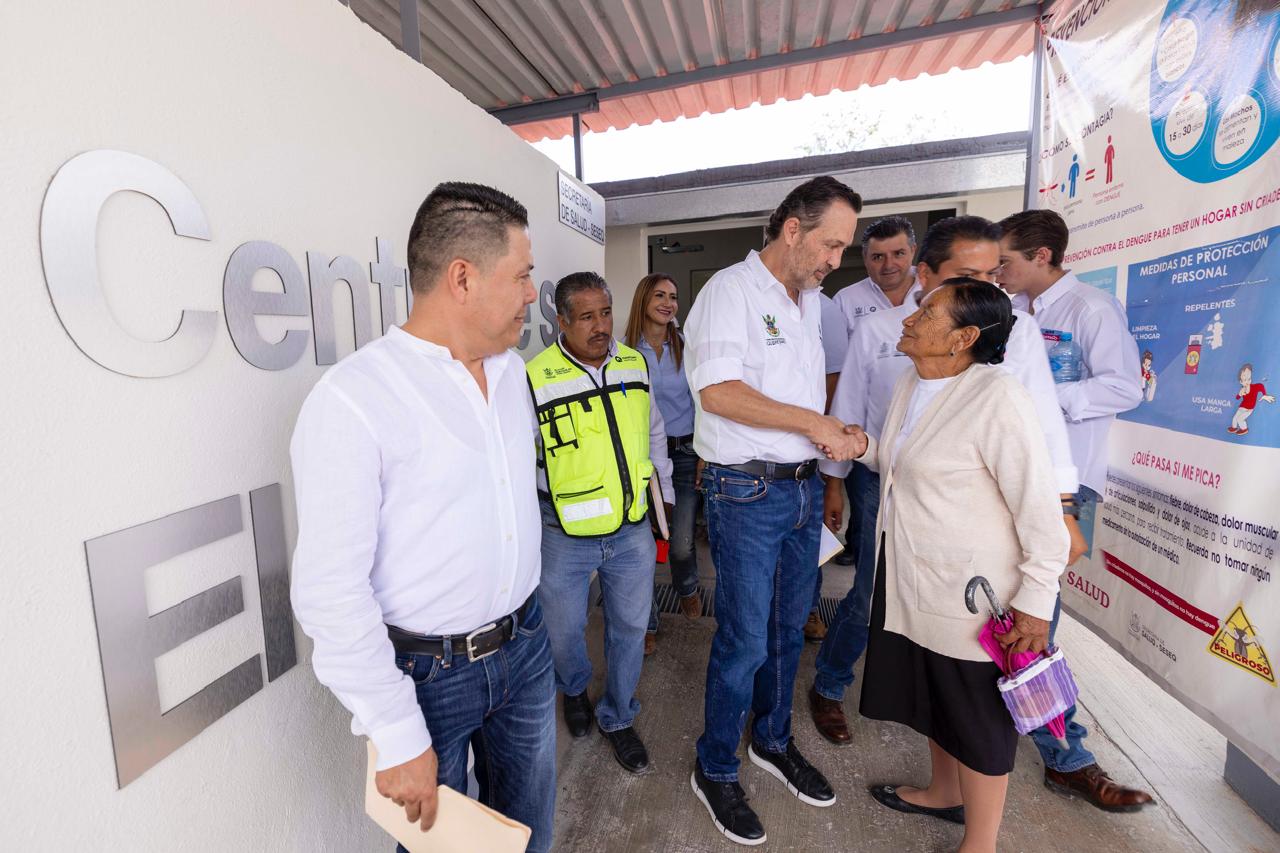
[387,592,536,664]
[720,459,819,481]
[667,433,694,453]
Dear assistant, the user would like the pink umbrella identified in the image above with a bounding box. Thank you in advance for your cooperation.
[965,576,1068,741]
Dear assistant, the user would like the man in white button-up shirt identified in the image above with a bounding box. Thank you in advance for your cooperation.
[997,208,1152,814]
[812,215,1083,748]
[290,183,557,850]
[685,177,866,846]
[829,217,922,572]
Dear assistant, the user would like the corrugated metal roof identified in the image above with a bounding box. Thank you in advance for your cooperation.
[347,1,1039,141]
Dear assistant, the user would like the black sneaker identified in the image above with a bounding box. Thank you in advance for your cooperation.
[748,740,836,807]
[599,725,651,774]
[562,691,592,738]
[833,547,857,566]
[691,762,766,846]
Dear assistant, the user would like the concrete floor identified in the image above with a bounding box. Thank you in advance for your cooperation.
[549,544,1277,853]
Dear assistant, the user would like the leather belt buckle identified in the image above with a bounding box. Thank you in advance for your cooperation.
[464,622,501,662]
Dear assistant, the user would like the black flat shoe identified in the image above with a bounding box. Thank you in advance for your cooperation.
[868,784,965,825]
[600,725,651,774]
[562,691,592,738]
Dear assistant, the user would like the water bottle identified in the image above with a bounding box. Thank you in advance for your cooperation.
[1049,332,1082,383]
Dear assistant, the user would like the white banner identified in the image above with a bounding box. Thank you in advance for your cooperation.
[1036,0,1279,777]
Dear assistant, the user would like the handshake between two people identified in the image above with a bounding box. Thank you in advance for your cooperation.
[810,415,868,462]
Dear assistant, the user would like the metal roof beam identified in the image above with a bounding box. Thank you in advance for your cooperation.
[490,4,1039,125]
[490,92,600,124]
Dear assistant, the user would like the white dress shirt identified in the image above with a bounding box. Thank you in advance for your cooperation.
[290,327,541,770]
[831,273,922,329]
[535,337,674,501]
[819,292,850,374]
[820,298,1079,494]
[1012,272,1143,496]
[684,250,826,465]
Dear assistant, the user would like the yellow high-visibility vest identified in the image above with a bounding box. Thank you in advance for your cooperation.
[527,341,654,536]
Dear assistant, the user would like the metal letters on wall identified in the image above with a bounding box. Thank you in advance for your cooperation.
[223,241,312,370]
[40,150,218,377]
[86,488,297,788]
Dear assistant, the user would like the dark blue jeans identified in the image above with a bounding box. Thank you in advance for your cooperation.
[393,595,557,853]
[540,501,654,730]
[649,445,701,632]
[696,464,822,781]
[813,464,880,701]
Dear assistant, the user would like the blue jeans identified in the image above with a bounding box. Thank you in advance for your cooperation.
[1028,595,1097,773]
[696,465,822,781]
[393,595,556,853]
[813,464,880,701]
[539,500,654,731]
[649,445,701,632]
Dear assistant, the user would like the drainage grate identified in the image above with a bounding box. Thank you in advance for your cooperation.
[594,582,843,625]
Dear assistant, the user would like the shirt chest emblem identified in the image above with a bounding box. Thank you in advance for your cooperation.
[763,314,787,346]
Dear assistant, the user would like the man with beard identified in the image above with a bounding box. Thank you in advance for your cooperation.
[684,176,865,846]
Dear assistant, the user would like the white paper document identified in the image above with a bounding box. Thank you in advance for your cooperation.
[819,525,844,566]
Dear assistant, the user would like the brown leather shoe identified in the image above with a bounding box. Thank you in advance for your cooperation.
[803,611,828,642]
[678,593,702,620]
[644,633,657,657]
[808,685,851,745]
[1044,764,1155,812]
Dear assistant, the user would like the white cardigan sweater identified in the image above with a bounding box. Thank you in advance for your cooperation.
[858,364,1069,662]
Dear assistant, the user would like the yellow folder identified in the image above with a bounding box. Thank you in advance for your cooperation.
[364,741,532,852]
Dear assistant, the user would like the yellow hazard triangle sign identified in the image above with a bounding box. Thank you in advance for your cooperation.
[1207,604,1275,686]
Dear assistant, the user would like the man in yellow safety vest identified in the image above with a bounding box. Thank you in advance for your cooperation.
[527,271,673,775]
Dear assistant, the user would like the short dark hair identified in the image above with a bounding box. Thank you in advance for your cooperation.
[939,276,1016,366]
[407,182,528,294]
[999,209,1069,267]
[916,215,1003,272]
[861,215,916,253]
[763,176,863,244]
[555,271,610,318]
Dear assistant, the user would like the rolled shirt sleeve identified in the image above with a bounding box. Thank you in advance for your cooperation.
[686,278,748,392]
[289,383,431,770]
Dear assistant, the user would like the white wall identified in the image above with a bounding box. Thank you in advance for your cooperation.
[0,1,601,850]
[603,224,650,335]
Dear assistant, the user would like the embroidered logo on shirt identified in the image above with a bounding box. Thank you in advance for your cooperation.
[763,314,780,337]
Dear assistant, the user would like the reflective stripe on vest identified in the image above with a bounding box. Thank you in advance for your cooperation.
[527,342,655,536]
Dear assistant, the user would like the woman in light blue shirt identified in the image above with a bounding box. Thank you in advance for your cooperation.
[625,273,703,647]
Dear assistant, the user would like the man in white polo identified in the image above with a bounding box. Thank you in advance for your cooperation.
[829,217,921,568]
[685,176,866,846]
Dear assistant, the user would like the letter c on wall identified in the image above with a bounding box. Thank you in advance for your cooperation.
[40,150,217,377]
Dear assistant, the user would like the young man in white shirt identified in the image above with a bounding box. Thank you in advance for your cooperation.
[998,208,1151,813]
[290,183,556,851]
[528,272,674,776]
[829,218,922,569]
[685,177,866,846]
[812,216,1083,748]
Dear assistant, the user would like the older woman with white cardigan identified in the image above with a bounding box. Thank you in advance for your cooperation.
[838,278,1069,853]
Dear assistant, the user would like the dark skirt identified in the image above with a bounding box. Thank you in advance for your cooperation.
[859,544,1018,776]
